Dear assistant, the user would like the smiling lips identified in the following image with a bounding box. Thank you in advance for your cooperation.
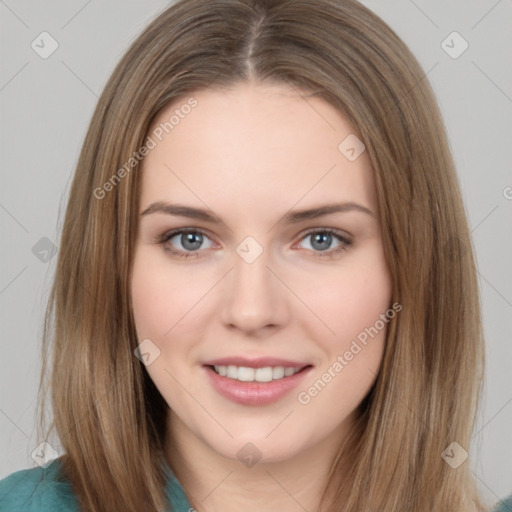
[202,357,313,406]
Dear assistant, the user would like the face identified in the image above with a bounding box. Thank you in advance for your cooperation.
[131,81,392,465]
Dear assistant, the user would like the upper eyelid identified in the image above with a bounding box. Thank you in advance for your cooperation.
[162,227,218,246]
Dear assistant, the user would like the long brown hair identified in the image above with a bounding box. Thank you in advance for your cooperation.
[38,0,487,510]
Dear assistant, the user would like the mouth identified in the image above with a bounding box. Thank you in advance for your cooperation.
[202,361,314,406]
[206,364,311,383]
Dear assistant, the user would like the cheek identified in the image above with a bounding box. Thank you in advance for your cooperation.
[130,247,203,409]
[295,246,392,415]
[131,261,169,339]
[130,246,205,339]
[305,245,392,350]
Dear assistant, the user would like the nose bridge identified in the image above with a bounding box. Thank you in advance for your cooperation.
[220,236,287,332]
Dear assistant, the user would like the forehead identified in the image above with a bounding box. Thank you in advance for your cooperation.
[139,81,377,222]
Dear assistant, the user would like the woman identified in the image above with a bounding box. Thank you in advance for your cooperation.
[0,0,507,510]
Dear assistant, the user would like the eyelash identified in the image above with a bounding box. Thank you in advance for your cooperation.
[157,228,352,260]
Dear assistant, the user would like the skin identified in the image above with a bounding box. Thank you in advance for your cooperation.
[131,80,392,512]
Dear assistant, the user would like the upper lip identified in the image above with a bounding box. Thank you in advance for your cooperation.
[203,357,312,369]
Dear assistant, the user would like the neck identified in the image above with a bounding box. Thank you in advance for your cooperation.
[165,411,352,512]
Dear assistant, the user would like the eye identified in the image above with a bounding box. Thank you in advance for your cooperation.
[158,227,352,260]
[159,229,215,259]
[295,229,352,259]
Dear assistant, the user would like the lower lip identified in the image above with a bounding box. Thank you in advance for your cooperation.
[203,365,313,406]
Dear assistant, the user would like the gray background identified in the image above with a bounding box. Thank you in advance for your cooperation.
[1,0,511,508]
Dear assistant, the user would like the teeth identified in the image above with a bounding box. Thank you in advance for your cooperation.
[213,365,303,382]
[255,367,273,382]
[227,365,238,379]
[284,367,296,377]
[238,367,255,382]
[272,366,284,379]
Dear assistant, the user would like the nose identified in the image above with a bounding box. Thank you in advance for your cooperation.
[219,243,289,336]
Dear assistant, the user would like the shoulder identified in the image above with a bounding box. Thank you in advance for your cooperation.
[0,457,80,511]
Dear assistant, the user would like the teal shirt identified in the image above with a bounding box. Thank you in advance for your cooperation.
[0,457,192,511]
[1,457,511,511]
[494,497,512,512]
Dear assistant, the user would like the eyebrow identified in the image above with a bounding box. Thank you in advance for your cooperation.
[140,201,375,224]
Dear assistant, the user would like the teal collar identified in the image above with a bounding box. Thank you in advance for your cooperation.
[163,459,193,511]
